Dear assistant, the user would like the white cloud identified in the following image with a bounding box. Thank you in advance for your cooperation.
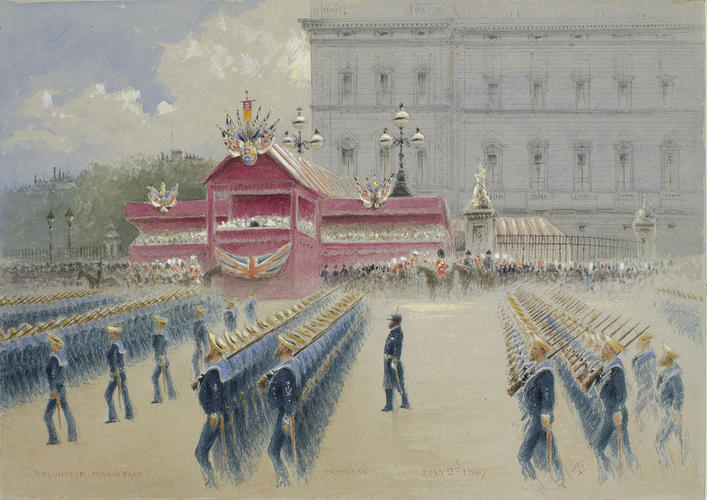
[157,100,176,115]
[41,90,53,107]
[3,0,312,173]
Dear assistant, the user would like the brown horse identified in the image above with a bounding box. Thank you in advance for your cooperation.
[416,266,454,299]
[452,263,475,296]
[201,266,222,287]
[78,269,118,289]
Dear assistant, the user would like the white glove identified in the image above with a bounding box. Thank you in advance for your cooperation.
[282,415,291,434]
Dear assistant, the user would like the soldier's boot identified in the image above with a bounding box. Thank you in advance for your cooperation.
[381,389,393,411]
[400,392,410,409]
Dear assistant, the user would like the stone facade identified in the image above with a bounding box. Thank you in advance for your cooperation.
[300,1,705,255]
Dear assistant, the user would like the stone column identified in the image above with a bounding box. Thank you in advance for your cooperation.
[463,204,496,256]
[632,193,657,262]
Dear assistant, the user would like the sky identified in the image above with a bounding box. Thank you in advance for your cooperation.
[0,0,311,189]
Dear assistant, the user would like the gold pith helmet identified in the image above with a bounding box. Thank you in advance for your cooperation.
[287,330,310,345]
[106,326,122,334]
[19,323,32,334]
[295,327,313,338]
[277,333,299,352]
[236,330,251,343]
[225,298,237,307]
[208,332,228,354]
[195,306,206,314]
[663,342,678,359]
[153,315,168,325]
[48,333,64,348]
[224,332,241,350]
[604,334,625,352]
[0,328,4,341]
[257,319,270,330]
[533,334,552,352]
[246,325,259,336]
[639,332,654,340]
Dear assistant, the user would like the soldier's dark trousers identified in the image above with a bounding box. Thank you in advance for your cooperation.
[105,372,134,421]
[517,418,564,484]
[268,409,290,486]
[44,386,77,443]
[192,339,208,378]
[382,389,393,410]
[151,360,177,402]
[593,408,637,482]
[195,418,220,488]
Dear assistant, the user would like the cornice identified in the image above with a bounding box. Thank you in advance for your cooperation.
[300,18,701,33]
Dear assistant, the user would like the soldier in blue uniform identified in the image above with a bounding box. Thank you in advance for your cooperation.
[192,307,209,378]
[258,336,302,487]
[223,298,237,334]
[44,334,78,444]
[382,310,410,411]
[104,326,134,423]
[151,315,177,404]
[593,334,638,483]
[193,333,229,488]
[654,343,687,467]
[631,332,657,426]
[516,335,564,485]
[245,292,257,327]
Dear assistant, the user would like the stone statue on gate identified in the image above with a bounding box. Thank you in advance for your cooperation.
[472,165,492,209]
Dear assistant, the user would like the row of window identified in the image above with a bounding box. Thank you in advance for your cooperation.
[483,139,680,190]
[339,69,675,108]
[336,139,681,191]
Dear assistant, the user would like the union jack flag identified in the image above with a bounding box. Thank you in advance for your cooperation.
[214,243,292,280]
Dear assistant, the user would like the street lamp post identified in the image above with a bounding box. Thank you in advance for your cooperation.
[65,208,74,259]
[379,103,425,197]
[282,106,324,154]
[46,210,55,263]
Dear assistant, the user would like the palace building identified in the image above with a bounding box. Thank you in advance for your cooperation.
[300,1,705,255]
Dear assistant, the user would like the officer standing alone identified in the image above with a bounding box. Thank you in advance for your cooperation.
[104,325,134,423]
[44,334,78,444]
[382,310,410,411]
[192,307,209,378]
[151,315,177,404]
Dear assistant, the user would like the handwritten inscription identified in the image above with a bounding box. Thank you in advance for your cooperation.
[571,460,585,476]
[33,470,143,480]
[422,466,487,479]
[325,467,367,476]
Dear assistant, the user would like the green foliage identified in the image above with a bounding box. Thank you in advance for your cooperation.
[0,155,216,253]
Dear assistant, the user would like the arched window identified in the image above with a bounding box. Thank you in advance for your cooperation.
[660,140,679,190]
[615,141,634,191]
[339,65,355,106]
[482,139,503,186]
[528,139,547,189]
[378,145,392,179]
[415,66,428,105]
[573,141,591,191]
[340,137,358,177]
[416,148,427,186]
[373,65,393,105]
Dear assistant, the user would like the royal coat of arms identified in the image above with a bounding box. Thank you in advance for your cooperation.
[218,90,279,167]
[147,182,178,212]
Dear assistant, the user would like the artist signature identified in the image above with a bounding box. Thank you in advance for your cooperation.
[422,467,487,479]
[571,460,585,476]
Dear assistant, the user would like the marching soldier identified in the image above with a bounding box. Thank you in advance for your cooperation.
[258,336,301,487]
[151,316,177,404]
[382,310,410,411]
[593,335,638,483]
[632,332,657,426]
[44,334,78,444]
[193,333,229,489]
[224,298,237,334]
[192,307,209,378]
[245,292,257,327]
[104,326,134,423]
[516,335,564,485]
[655,343,687,467]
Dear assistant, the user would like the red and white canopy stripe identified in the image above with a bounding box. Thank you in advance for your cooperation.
[495,217,564,237]
[269,143,349,197]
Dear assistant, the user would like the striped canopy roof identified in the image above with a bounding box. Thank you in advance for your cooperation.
[268,144,350,197]
[495,217,564,237]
